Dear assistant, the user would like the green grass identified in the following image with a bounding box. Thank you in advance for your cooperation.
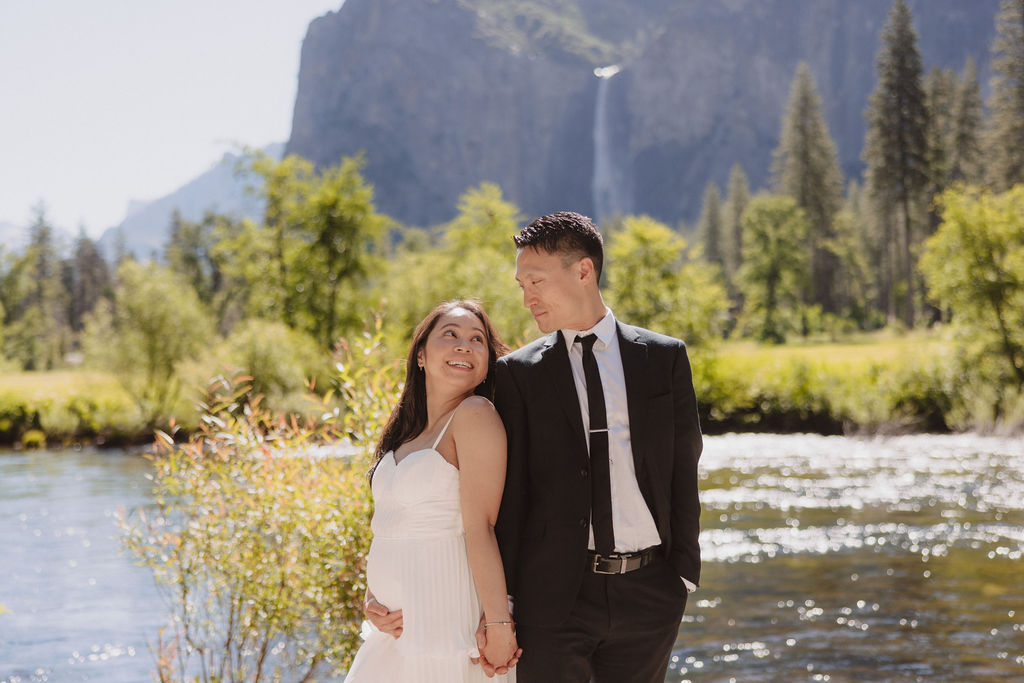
[0,370,144,446]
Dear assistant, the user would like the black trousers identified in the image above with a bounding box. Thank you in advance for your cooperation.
[515,556,689,683]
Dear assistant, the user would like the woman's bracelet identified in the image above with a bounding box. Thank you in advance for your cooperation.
[483,620,514,629]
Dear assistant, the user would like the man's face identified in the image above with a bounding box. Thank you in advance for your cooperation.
[514,246,587,333]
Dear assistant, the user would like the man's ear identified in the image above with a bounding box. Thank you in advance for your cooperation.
[577,256,596,283]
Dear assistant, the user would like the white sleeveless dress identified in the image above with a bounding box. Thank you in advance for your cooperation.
[344,410,514,682]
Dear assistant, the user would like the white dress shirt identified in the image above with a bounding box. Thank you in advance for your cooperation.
[562,308,696,593]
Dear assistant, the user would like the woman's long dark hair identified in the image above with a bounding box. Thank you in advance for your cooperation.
[371,300,509,478]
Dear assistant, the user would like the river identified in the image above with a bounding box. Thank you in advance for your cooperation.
[2,434,1022,682]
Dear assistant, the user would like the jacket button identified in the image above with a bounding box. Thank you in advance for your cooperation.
[579,518,588,528]
[580,468,588,479]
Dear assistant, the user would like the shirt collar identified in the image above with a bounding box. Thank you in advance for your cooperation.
[562,307,616,353]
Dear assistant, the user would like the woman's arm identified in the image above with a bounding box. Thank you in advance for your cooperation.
[453,396,519,668]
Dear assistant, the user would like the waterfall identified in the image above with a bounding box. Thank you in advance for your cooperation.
[591,64,624,224]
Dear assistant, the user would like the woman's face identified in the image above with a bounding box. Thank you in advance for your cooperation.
[419,307,490,393]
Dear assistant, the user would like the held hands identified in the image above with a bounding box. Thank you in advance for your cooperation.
[364,595,403,639]
[471,615,522,677]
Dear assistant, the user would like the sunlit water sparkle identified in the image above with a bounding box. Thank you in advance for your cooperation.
[2,434,1022,682]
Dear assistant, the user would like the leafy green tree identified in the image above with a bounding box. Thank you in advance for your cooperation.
[863,0,929,327]
[737,196,810,344]
[376,182,534,346]
[985,0,1024,190]
[772,62,843,314]
[83,260,214,427]
[920,186,1024,393]
[244,153,387,347]
[247,152,317,326]
[605,215,728,347]
[695,182,725,272]
[722,163,750,288]
[292,155,389,347]
[165,210,222,304]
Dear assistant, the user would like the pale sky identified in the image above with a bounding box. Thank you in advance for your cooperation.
[0,0,343,238]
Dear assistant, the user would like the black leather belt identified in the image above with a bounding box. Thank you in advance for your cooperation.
[588,546,659,575]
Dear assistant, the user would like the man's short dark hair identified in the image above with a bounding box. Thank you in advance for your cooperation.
[513,211,604,280]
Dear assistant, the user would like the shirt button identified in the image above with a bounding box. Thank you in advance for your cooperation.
[579,518,588,528]
[580,468,588,479]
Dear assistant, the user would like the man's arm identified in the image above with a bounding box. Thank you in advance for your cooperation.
[669,341,703,586]
[493,358,529,596]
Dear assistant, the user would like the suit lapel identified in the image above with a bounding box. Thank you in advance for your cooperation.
[537,331,590,460]
[617,323,650,479]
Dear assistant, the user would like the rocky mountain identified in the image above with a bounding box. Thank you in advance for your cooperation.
[286,0,1001,228]
[96,143,283,261]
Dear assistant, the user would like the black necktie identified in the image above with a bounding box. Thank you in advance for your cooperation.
[576,334,615,555]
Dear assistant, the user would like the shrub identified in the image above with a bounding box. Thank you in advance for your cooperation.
[119,324,401,681]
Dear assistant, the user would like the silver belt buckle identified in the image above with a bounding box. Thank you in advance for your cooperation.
[592,553,627,574]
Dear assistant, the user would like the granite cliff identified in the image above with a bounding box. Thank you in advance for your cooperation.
[286,0,1000,228]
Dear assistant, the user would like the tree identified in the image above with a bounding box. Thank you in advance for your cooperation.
[950,58,984,184]
[920,186,1024,393]
[293,155,388,347]
[604,215,729,346]
[722,163,750,288]
[772,62,843,314]
[695,182,725,272]
[83,260,214,427]
[245,153,387,347]
[863,0,929,327]
[376,183,534,347]
[0,208,69,369]
[66,229,111,334]
[737,196,810,344]
[985,0,1024,190]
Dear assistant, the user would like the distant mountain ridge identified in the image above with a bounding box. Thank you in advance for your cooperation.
[96,143,283,261]
[286,0,1001,228]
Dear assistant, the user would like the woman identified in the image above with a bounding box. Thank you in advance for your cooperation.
[345,300,520,681]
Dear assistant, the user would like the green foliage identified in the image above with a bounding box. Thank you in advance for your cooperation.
[376,182,535,347]
[773,62,843,314]
[83,260,214,429]
[736,196,810,344]
[695,182,725,272]
[119,330,401,681]
[722,164,750,287]
[242,152,389,347]
[605,215,728,347]
[0,370,141,445]
[920,185,1024,424]
[985,0,1024,190]
[202,319,331,416]
[863,0,929,327]
[698,334,958,434]
[0,209,70,370]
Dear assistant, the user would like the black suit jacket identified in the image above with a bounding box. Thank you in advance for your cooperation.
[493,321,703,626]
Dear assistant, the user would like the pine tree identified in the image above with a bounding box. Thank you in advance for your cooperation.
[772,62,843,314]
[722,163,750,287]
[67,229,111,333]
[950,58,984,184]
[985,0,1024,190]
[695,182,725,271]
[863,0,929,327]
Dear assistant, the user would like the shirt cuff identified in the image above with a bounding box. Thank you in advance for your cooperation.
[681,577,696,593]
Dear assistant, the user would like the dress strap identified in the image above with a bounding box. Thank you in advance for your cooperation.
[431,405,461,450]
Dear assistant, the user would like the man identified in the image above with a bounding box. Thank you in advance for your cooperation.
[487,211,702,682]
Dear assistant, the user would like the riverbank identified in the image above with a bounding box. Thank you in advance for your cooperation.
[2,330,1020,448]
